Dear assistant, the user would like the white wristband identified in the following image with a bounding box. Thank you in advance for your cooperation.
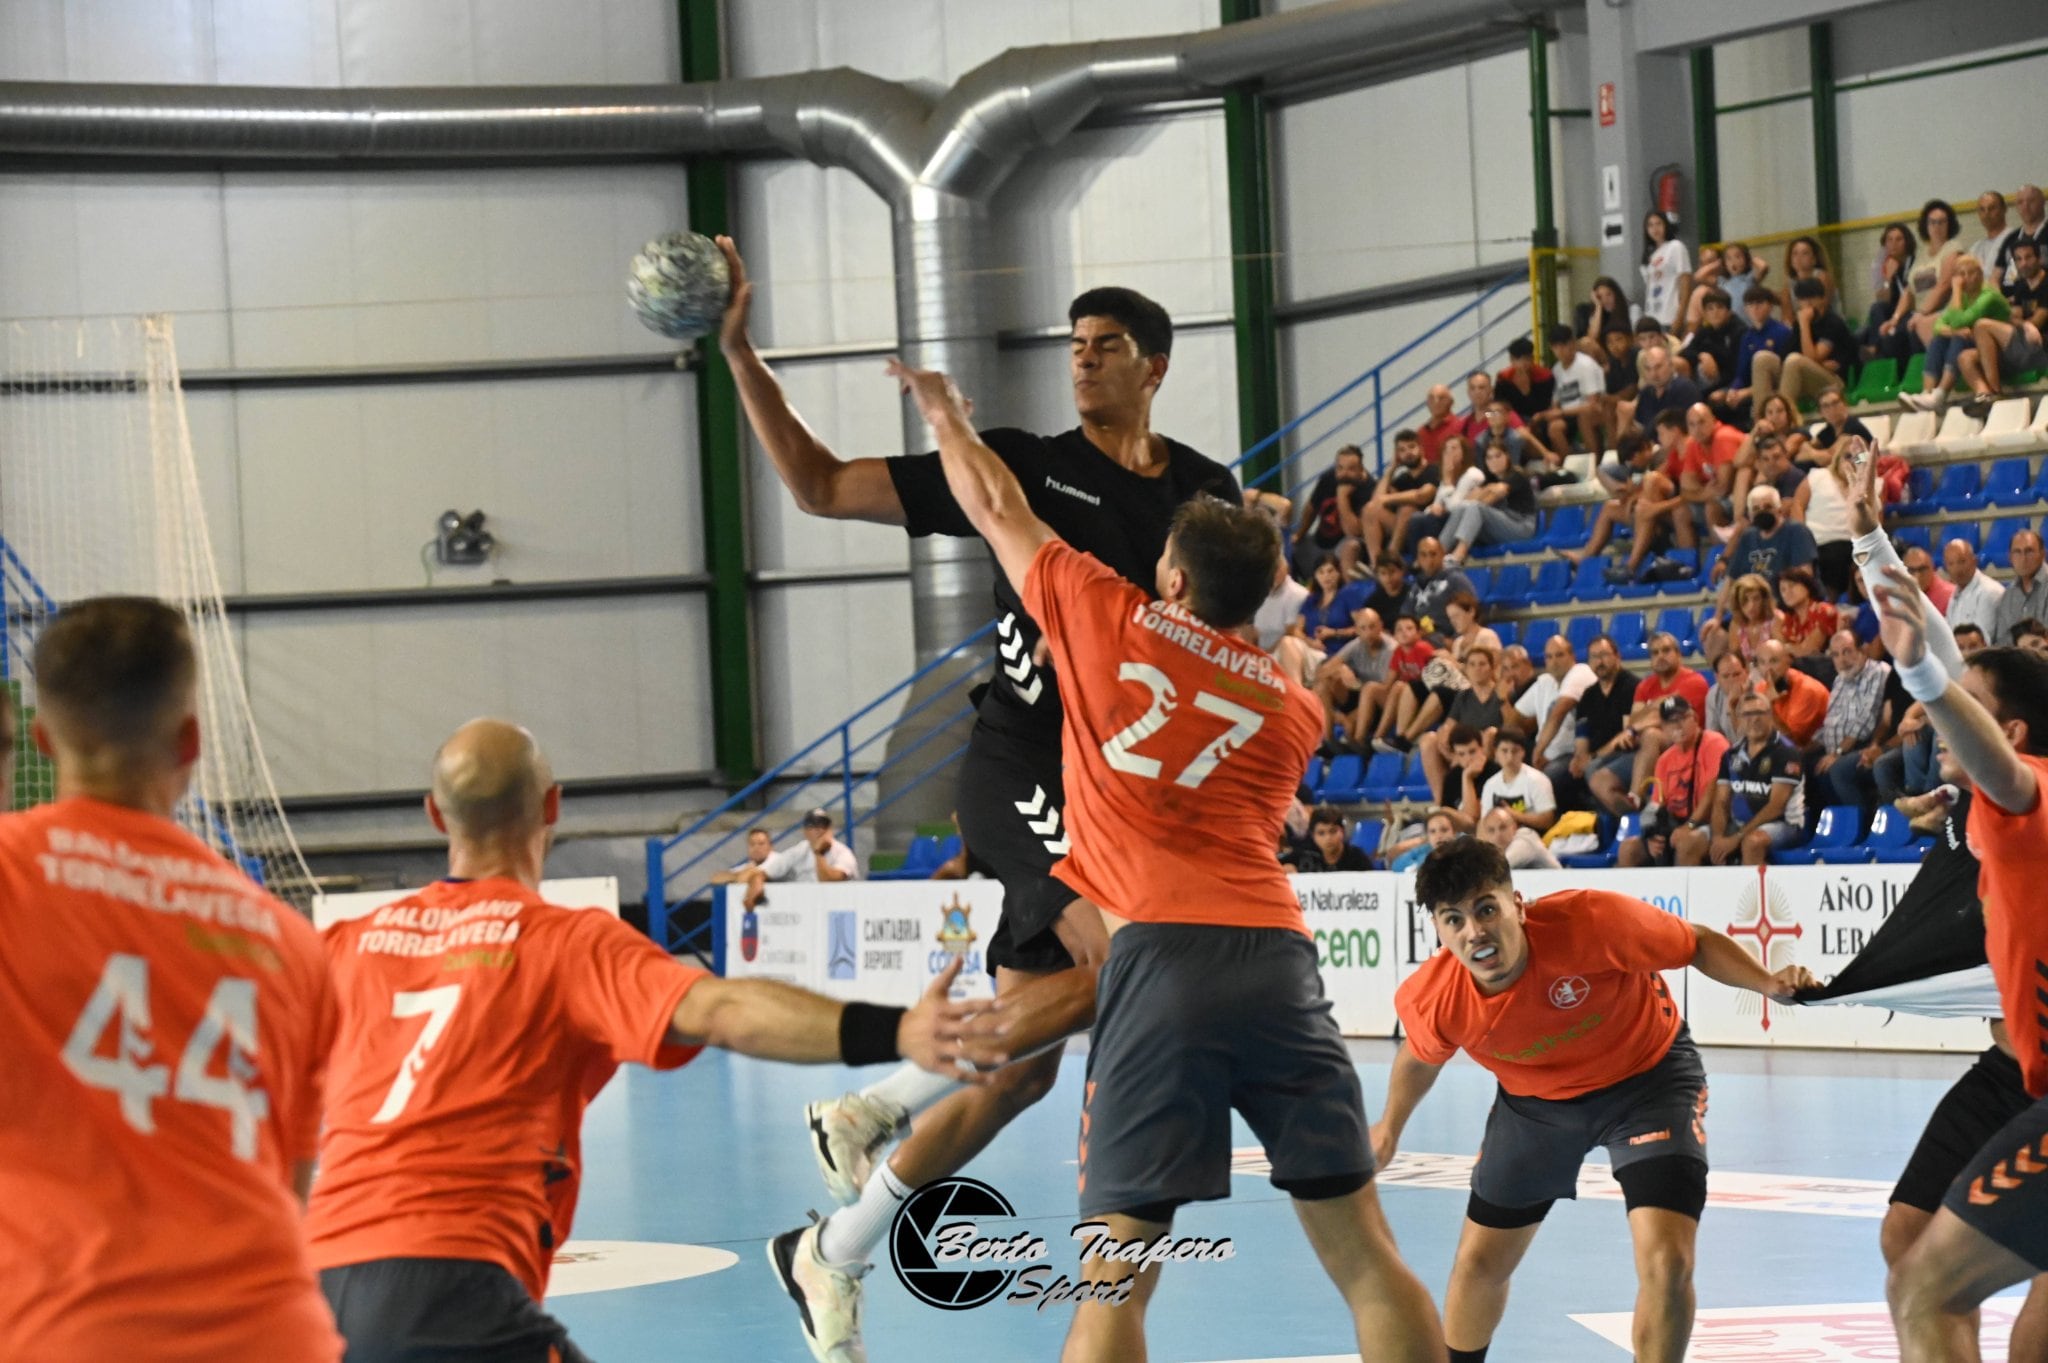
[1895,651,1951,702]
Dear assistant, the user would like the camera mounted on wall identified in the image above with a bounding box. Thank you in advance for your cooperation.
[436,509,494,566]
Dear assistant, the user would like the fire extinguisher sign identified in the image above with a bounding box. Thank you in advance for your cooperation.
[1598,82,1616,127]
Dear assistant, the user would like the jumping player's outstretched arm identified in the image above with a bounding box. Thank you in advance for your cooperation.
[713,237,907,524]
[1691,925,1817,998]
[1848,436,1964,682]
[669,956,992,1080]
[1871,562,2038,812]
[889,358,1056,595]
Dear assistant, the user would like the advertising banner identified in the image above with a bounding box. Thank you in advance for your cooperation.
[1292,872,1401,1036]
[720,881,999,1004]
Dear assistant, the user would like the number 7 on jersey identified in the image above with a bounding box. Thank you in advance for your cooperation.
[371,985,463,1124]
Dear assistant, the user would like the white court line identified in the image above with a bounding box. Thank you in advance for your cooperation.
[1231,1148,1896,1219]
[1572,1299,2021,1361]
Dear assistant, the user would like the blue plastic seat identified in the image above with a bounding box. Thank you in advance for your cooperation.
[2028,459,2048,503]
[1693,545,1723,588]
[1610,611,1649,661]
[1301,756,1325,797]
[1565,613,1603,658]
[1463,566,1492,601]
[1492,620,1519,649]
[1349,817,1386,856]
[1770,805,1853,864]
[1522,618,1561,655]
[1490,563,1531,605]
[1864,804,1935,864]
[1985,457,2033,507]
[1527,559,1572,605]
[1542,504,1589,548]
[1339,753,1387,804]
[1394,754,1433,803]
[1892,524,1932,556]
[1983,517,2021,569]
[872,834,943,880]
[1931,464,1985,512]
[1569,558,1616,602]
[1655,607,1698,655]
[1943,520,1981,556]
[1893,467,1937,518]
[1561,811,1638,869]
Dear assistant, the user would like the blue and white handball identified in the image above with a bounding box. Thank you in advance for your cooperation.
[627,231,732,340]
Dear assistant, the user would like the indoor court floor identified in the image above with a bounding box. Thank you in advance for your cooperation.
[546,1038,2027,1362]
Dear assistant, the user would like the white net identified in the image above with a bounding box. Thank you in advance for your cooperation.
[0,315,315,906]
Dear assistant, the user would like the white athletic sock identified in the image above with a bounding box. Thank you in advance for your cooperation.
[819,1162,911,1266]
[860,1063,959,1121]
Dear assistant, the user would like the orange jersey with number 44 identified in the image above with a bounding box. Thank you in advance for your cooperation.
[1022,539,1321,933]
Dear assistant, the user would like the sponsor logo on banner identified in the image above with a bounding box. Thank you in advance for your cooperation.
[1297,878,1382,972]
[827,911,857,980]
[937,894,977,954]
[863,913,922,976]
[1574,1299,2022,1360]
[1725,865,1804,1030]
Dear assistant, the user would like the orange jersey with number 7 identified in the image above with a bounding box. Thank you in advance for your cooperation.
[1022,539,1321,933]
[0,797,342,1363]
[306,877,709,1298]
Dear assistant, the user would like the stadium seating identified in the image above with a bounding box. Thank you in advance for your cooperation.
[1543,504,1589,548]
[1395,756,1433,803]
[1863,804,1936,863]
[1772,805,1862,865]
[1490,563,1531,605]
[1565,613,1603,657]
[1979,399,2033,451]
[1655,607,1699,654]
[1522,618,1561,654]
[1983,456,2033,506]
[1527,559,1572,605]
[1929,463,1985,511]
[1983,517,2020,568]
[871,833,962,880]
[1337,752,1385,804]
[1560,811,1636,869]
[1349,817,1386,857]
[1610,611,1648,661]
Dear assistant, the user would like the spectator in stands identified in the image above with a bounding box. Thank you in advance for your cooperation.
[1619,344,1702,437]
[1400,537,1476,637]
[1386,808,1459,873]
[1312,606,1392,753]
[1296,554,1364,657]
[1359,553,1410,627]
[1252,523,1314,687]
[1759,638,1829,747]
[1366,613,1436,752]
[1414,640,1509,799]
[1536,323,1611,455]
[1599,410,1700,585]
[1990,530,2048,646]
[1404,433,1479,556]
[1570,635,1653,817]
[1719,286,1795,423]
[1902,255,2008,411]
[2010,185,2048,275]
[1479,803,1562,871]
[1903,543,1953,614]
[1634,631,1711,715]
[1500,643,1537,702]
[1907,198,1968,347]
[1678,288,1745,395]
[1970,189,2018,285]
[1812,628,1893,812]
[1874,700,1938,805]
[1576,275,1634,343]
[1704,649,1754,745]
[1776,567,1838,661]
[1477,728,1556,834]
[1358,430,1439,569]
[1676,689,1808,866]
[1943,537,2005,640]
[1862,222,1921,364]
[1284,806,1374,873]
[1807,387,1876,462]
[741,809,859,907]
[1782,235,1838,315]
[1556,430,1658,568]
[1728,429,1803,531]
[1789,439,1861,599]
[1959,237,2048,399]
[1288,444,1371,579]
[2015,618,2048,656]
[1676,401,1744,539]
[1600,325,1641,406]
[1416,383,1461,464]
[931,812,985,881]
[1515,633,1598,773]
[1679,244,1724,332]
[1724,486,1817,585]
[1702,570,1784,666]
[1620,696,1730,868]
[711,827,777,884]
[1496,337,1554,426]
[1439,723,1498,832]
[1442,436,1538,568]
[1639,210,1692,329]
[1954,622,1989,654]
[1753,278,1854,411]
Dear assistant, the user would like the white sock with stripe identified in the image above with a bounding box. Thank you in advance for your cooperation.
[860,1063,959,1121]
[819,1162,912,1266]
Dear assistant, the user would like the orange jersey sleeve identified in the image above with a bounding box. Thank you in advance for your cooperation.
[1394,890,1695,1099]
[1022,539,1321,933]
[1968,755,2048,1096]
[0,798,342,1363]
[306,878,706,1299]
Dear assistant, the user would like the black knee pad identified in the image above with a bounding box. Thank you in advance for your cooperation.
[1274,1170,1371,1202]
[1465,1191,1554,1229]
[1615,1156,1707,1220]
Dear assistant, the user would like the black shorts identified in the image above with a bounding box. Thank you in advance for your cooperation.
[319,1257,591,1363]
[1471,1028,1709,1216]
[1077,922,1371,1219]
[954,722,1078,976]
[1894,1045,2034,1213]
[1943,1088,2048,1271]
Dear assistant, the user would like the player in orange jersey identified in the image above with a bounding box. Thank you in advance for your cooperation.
[307,718,987,1363]
[891,358,1444,1363]
[1379,837,1814,1363]
[0,597,343,1363]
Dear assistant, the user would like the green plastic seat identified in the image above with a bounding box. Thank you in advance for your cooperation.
[1849,358,1898,405]
[1899,353,1926,394]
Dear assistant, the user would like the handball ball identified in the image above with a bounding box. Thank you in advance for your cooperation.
[627,231,731,340]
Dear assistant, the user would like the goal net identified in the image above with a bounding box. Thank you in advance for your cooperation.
[0,315,314,905]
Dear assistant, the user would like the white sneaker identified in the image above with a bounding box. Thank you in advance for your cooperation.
[805,1093,908,1207]
[1903,390,1943,411]
[768,1218,868,1363]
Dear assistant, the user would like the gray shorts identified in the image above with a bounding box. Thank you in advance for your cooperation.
[1472,1027,1708,1212]
[1944,1089,2048,1271]
[2003,330,2048,377]
[319,1257,592,1363]
[1078,922,1372,1219]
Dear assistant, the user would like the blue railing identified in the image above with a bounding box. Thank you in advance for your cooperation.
[644,268,1531,955]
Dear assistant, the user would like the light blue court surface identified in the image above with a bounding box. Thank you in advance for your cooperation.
[550,1040,2019,1362]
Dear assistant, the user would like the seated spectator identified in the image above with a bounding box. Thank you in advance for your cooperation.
[2008,184,2047,284]
[1954,621,1989,655]
[741,809,859,907]
[1400,537,1478,638]
[1861,221,1920,364]
[1906,198,1968,350]
[1477,730,1556,834]
[1874,700,1938,805]
[1443,436,1538,568]
[1704,649,1754,745]
[1413,641,1509,797]
[1959,237,2048,399]
[1903,543,1952,614]
[1943,537,2005,641]
[1535,323,1612,455]
[1574,274,1634,343]
[1969,189,2019,287]
[1288,444,1372,578]
[1678,243,1725,331]
[1416,383,1462,464]
[1296,554,1365,656]
[1283,805,1374,873]
[1729,431,1805,528]
[1358,553,1411,626]
[1438,723,1498,832]
[1674,689,1808,865]
[1358,430,1439,569]
[1634,631,1711,715]
[1495,337,1555,425]
[1789,444,1859,601]
[1459,370,1527,443]
[1759,639,1829,747]
[1752,278,1854,410]
[1365,613,1436,752]
[1253,548,1315,688]
[1810,629,1894,812]
[1565,635,1655,816]
[1675,401,1744,539]
[1618,343,1702,436]
[1404,433,1480,557]
[1782,234,1838,316]
[1720,241,1768,309]
[1500,643,1537,703]
[2014,617,2048,656]
[1718,286,1794,423]
[1805,387,1876,464]
[1513,633,1598,773]
[1639,209,1693,330]
[1603,410,1702,584]
[1600,325,1641,405]
[1386,809,1459,873]
[1902,255,2007,410]
[1992,530,2048,646]
[1619,696,1730,868]
[1677,288,1745,393]
[710,827,776,884]
[1776,567,1838,661]
[1479,803,1562,870]
[1311,606,1393,752]
[1725,486,1818,583]
[1556,429,1660,568]
[932,811,991,881]
[1701,570,1785,666]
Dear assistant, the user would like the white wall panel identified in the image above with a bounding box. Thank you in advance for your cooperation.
[1715,103,1819,243]
[731,164,895,352]
[747,357,912,574]
[1837,51,2048,223]
[181,391,247,597]
[753,580,917,765]
[242,595,711,796]
[1709,29,1809,106]
[234,373,700,595]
